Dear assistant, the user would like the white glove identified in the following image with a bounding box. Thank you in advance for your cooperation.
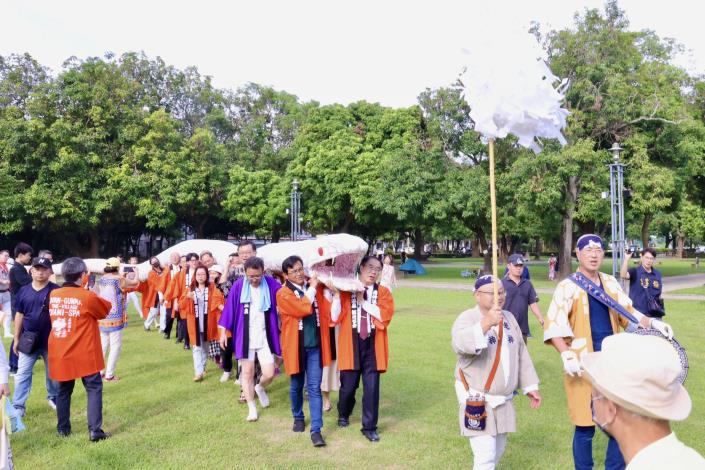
[650,319,673,340]
[560,350,582,377]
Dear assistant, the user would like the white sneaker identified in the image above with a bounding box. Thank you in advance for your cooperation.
[254,384,270,408]
[47,399,57,411]
[219,372,231,383]
[234,377,241,385]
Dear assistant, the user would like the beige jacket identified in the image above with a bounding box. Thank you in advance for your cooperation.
[451,306,539,437]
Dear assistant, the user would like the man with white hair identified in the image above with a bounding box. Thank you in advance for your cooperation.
[582,333,704,468]
[452,275,541,470]
[544,234,674,470]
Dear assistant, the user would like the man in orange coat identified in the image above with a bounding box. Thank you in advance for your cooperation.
[333,256,394,442]
[48,257,112,441]
[276,255,334,448]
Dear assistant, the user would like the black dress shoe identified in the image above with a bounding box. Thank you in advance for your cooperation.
[311,432,326,447]
[89,429,111,442]
[292,419,305,432]
[176,338,182,344]
[361,429,380,442]
[183,344,190,350]
[57,429,71,437]
[337,417,349,427]
[163,333,170,340]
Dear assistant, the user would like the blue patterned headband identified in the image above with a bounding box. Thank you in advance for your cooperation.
[474,275,498,291]
[576,234,604,250]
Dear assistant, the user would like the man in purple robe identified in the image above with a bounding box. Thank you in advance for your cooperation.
[219,256,282,421]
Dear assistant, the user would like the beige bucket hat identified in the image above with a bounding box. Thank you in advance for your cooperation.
[581,333,691,421]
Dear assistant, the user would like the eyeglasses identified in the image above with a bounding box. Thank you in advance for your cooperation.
[287,268,305,275]
[590,394,605,422]
[363,266,382,273]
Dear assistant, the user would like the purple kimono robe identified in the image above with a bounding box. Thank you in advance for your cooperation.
[218,275,282,359]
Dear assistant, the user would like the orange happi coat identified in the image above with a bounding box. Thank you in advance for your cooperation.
[336,284,394,373]
[167,268,194,320]
[137,269,166,319]
[48,286,111,381]
[159,264,181,308]
[178,283,225,345]
[277,283,333,376]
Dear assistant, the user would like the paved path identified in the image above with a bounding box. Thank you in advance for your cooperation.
[396,273,705,301]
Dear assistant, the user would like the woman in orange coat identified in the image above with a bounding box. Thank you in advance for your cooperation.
[333,256,394,442]
[178,265,224,382]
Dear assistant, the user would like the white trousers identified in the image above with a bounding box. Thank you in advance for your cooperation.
[127,292,142,319]
[469,433,507,470]
[100,330,124,378]
[192,344,208,376]
[158,303,167,331]
[144,306,161,330]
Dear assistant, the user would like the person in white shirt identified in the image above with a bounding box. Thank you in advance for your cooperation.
[582,333,704,469]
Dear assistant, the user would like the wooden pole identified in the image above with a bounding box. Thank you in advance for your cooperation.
[488,138,499,306]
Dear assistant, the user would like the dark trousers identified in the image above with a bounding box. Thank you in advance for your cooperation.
[57,372,103,434]
[221,337,235,373]
[176,318,189,347]
[9,309,18,371]
[163,308,175,336]
[337,335,380,432]
[573,425,625,470]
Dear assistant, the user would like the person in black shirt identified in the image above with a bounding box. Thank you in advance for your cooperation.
[8,242,33,374]
[12,256,59,416]
[620,247,664,318]
[501,254,545,346]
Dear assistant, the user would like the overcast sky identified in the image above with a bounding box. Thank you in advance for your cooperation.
[2,0,703,108]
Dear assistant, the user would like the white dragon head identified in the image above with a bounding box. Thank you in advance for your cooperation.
[52,234,369,292]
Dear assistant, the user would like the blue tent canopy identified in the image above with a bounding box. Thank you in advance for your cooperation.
[399,258,426,275]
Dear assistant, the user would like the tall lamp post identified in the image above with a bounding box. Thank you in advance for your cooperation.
[609,143,626,280]
[290,179,301,241]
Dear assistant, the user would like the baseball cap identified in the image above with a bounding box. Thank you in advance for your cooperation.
[31,257,53,270]
[508,254,525,265]
[105,257,121,269]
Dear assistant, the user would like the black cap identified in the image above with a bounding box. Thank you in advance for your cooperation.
[32,257,53,270]
[508,254,525,265]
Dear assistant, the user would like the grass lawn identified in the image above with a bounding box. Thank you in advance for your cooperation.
[6,290,704,469]
[671,286,705,295]
[410,258,702,289]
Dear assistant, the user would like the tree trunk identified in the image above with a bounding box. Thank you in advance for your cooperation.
[88,230,100,258]
[641,213,652,249]
[412,228,425,260]
[676,232,685,258]
[472,236,480,258]
[534,237,541,260]
[559,176,579,279]
[475,228,492,275]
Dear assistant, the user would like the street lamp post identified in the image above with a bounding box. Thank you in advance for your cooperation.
[609,143,626,280]
[290,179,301,241]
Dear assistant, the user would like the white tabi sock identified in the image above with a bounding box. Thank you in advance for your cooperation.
[246,400,258,421]
[255,384,270,408]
